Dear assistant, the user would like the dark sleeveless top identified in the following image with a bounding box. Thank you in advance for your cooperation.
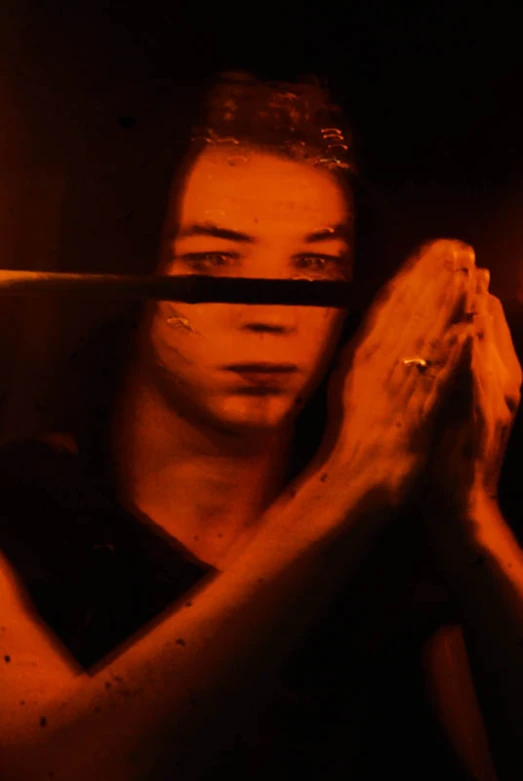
[0,438,484,779]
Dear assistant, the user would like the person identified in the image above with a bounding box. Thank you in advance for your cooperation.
[0,72,522,781]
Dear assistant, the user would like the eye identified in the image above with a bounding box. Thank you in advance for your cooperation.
[294,254,348,278]
[175,252,237,270]
[296,255,330,269]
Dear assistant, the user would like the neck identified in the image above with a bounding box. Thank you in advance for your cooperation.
[109,363,294,554]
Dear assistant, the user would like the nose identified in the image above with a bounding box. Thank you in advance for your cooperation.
[242,322,289,334]
[240,308,298,335]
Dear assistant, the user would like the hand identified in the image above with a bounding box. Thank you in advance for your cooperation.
[319,238,478,508]
[425,267,523,516]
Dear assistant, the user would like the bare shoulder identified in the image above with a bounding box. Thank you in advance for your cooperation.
[0,548,80,716]
[0,551,82,724]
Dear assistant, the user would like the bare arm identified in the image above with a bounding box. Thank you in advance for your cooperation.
[424,496,523,781]
[420,270,523,779]
[0,238,475,780]
[0,468,387,781]
[422,623,498,781]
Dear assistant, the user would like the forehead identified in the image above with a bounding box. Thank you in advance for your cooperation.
[176,147,350,234]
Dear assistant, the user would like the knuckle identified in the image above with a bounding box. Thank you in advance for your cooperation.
[428,238,475,267]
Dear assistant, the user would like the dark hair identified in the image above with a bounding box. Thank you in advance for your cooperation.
[194,71,354,175]
[51,72,364,483]
[156,71,356,273]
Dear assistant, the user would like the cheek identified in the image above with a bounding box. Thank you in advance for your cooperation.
[148,307,208,373]
[301,312,345,359]
[147,303,344,375]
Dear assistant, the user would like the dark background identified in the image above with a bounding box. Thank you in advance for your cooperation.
[1,0,523,438]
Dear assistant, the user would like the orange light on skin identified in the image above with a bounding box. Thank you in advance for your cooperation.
[150,146,353,436]
[112,145,354,567]
[423,624,498,781]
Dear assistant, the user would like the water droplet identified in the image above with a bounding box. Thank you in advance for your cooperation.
[291,274,315,282]
[166,313,194,331]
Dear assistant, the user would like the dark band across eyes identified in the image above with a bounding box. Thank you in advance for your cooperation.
[0,271,363,309]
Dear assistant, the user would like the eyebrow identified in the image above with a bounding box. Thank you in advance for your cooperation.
[303,224,352,244]
[175,222,351,245]
[176,223,255,243]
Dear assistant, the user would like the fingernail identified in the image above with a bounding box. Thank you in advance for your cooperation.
[475,267,490,293]
[450,241,475,271]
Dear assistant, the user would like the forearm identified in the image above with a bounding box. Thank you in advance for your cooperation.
[423,494,523,780]
[2,467,390,781]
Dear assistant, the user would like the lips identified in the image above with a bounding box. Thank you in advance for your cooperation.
[224,363,297,373]
[234,373,286,386]
[224,363,297,387]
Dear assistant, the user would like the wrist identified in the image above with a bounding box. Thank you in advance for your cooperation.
[466,488,500,520]
[319,442,411,516]
[421,486,508,562]
[274,458,395,548]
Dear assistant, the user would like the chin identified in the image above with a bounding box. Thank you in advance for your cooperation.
[211,394,297,434]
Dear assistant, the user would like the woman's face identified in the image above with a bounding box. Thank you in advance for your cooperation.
[142,146,352,435]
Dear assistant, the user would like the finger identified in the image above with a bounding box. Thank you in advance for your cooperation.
[463,254,480,316]
[395,240,476,347]
[488,294,523,390]
[471,331,497,454]
[350,242,476,431]
[399,323,473,421]
[471,277,518,471]
[472,336,515,491]
[472,271,506,419]
[406,238,475,277]
[477,305,522,419]
[360,240,475,355]
[392,323,473,419]
[387,262,476,392]
[472,269,492,341]
[384,278,464,397]
[474,273,521,416]
[472,270,500,381]
[473,270,520,387]
[402,271,469,358]
[362,243,474,368]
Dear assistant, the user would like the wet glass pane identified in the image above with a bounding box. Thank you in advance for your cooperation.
[0,4,522,780]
